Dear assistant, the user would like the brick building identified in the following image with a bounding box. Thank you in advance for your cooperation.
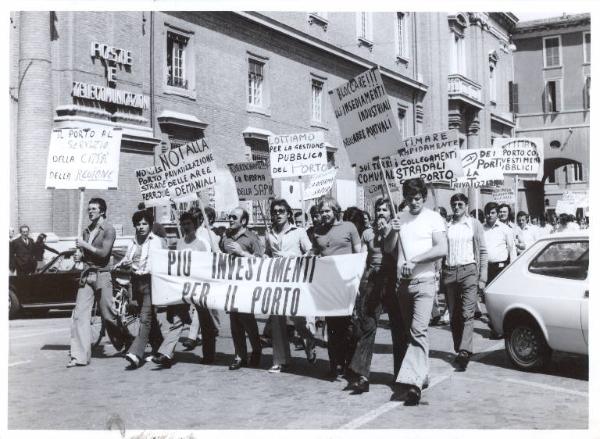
[10,11,519,237]
[512,13,591,218]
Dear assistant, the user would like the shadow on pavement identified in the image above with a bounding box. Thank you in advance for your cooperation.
[40,344,69,351]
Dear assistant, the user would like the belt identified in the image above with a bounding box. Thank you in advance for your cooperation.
[445,262,476,269]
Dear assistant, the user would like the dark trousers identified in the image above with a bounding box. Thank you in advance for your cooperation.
[443,263,479,354]
[230,312,261,360]
[196,306,217,360]
[325,316,353,371]
[349,264,398,378]
[128,275,163,360]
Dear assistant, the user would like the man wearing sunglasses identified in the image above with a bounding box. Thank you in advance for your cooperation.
[220,207,264,370]
[442,193,488,372]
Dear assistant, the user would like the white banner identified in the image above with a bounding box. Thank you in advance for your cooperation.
[493,138,544,181]
[227,161,274,201]
[151,249,367,317]
[329,67,402,166]
[303,167,337,200]
[269,132,327,178]
[451,148,505,189]
[491,187,516,204]
[394,130,463,183]
[45,125,122,189]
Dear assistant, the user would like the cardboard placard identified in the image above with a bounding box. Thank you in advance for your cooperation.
[356,155,400,195]
[303,167,337,200]
[493,138,544,180]
[135,165,171,207]
[268,132,327,178]
[227,161,274,201]
[451,148,505,188]
[491,187,516,204]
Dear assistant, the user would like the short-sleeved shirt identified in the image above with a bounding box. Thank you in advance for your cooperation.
[176,236,210,252]
[396,208,446,280]
[265,224,312,257]
[483,220,514,263]
[313,221,360,257]
[196,227,221,250]
[220,228,264,256]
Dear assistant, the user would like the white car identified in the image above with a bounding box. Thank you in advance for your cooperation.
[485,231,588,371]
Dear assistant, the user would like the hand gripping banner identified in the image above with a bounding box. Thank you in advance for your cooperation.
[150,249,367,317]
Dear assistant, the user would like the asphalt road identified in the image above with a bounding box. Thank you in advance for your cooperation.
[8,309,588,431]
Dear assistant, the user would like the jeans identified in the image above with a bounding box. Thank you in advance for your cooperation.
[128,275,163,360]
[395,277,436,389]
[443,263,478,354]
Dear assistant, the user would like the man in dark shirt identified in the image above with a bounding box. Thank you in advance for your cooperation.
[220,207,264,370]
[67,198,127,367]
[10,225,37,275]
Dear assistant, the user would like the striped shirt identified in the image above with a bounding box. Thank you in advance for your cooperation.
[446,215,475,267]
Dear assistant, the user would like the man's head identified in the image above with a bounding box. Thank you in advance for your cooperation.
[309,204,321,227]
[88,198,107,222]
[374,198,393,223]
[228,207,249,232]
[270,198,293,227]
[402,178,427,215]
[517,211,528,229]
[132,209,154,236]
[547,212,558,226]
[450,193,468,219]
[179,211,198,236]
[531,216,540,226]
[484,202,499,226]
[498,204,511,223]
[19,225,30,239]
[317,196,342,226]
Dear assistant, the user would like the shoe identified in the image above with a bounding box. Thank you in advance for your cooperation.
[268,364,287,373]
[229,357,247,370]
[429,316,441,326]
[293,339,305,351]
[422,376,430,390]
[454,350,470,371]
[151,354,172,369]
[350,376,370,395]
[404,385,421,406]
[125,353,141,370]
[181,338,198,351]
[144,353,157,363]
[249,351,262,368]
[474,310,482,320]
[66,358,86,368]
[260,336,272,348]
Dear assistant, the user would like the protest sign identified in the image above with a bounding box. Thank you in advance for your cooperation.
[160,139,217,203]
[268,132,327,178]
[562,191,588,208]
[493,138,544,180]
[491,187,516,204]
[135,165,171,207]
[227,161,274,201]
[451,148,505,189]
[151,249,367,317]
[356,155,400,197]
[394,130,463,184]
[555,200,578,216]
[329,67,402,166]
[303,167,337,200]
[45,125,122,189]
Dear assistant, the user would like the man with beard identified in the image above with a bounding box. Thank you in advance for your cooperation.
[386,179,447,405]
[312,197,361,379]
[346,197,400,394]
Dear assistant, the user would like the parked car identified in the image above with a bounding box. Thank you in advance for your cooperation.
[9,248,126,319]
[485,231,588,371]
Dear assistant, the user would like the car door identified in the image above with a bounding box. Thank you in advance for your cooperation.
[34,253,80,305]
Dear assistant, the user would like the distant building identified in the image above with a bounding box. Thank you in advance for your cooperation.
[513,13,590,219]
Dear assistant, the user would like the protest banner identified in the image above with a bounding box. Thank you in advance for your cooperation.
[227,161,274,201]
[45,124,122,190]
[135,165,171,207]
[451,148,505,189]
[329,67,402,166]
[491,187,516,204]
[268,131,327,178]
[151,249,367,317]
[303,167,337,200]
[493,138,544,180]
[394,130,464,184]
[356,155,400,197]
[555,200,578,216]
[160,138,217,203]
[562,191,589,208]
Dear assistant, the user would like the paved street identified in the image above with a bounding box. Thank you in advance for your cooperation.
[8,310,588,431]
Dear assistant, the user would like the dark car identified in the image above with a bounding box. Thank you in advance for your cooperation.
[9,248,126,319]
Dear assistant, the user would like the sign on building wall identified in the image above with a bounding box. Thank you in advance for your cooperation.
[451,148,505,189]
[303,167,338,200]
[394,130,463,184]
[493,138,544,180]
[268,132,327,178]
[227,161,274,201]
[329,67,402,166]
[45,125,122,190]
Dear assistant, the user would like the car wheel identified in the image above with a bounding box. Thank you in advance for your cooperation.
[505,319,551,371]
[90,301,105,348]
[9,288,20,319]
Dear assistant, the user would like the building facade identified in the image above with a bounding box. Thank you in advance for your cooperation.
[10,11,518,237]
[512,13,590,218]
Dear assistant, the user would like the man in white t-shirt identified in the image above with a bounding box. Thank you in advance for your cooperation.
[386,178,447,406]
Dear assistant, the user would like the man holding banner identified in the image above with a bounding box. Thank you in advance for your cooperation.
[221,207,264,370]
